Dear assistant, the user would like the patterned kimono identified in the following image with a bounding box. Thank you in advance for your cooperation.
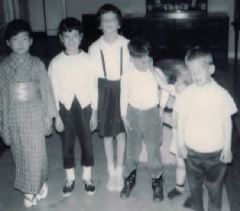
[0,53,57,194]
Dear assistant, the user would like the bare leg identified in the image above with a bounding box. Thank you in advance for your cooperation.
[115,132,126,191]
[176,156,186,188]
[103,136,114,167]
[104,136,115,191]
[116,132,126,167]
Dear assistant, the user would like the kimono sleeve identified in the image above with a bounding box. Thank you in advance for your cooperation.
[38,60,57,119]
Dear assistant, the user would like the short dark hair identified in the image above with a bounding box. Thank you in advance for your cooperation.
[58,17,82,35]
[97,4,122,26]
[156,59,187,84]
[128,39,151,58]
[185,46,213,65]
[5,19,32,41]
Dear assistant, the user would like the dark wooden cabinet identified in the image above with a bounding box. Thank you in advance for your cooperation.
[82,12,229,70]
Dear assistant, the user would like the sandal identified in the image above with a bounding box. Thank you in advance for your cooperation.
[24,194,37,208]
[36,183,48,201]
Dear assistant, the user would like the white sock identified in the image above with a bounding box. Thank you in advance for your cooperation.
[82,167,92,181]
[107,165,115,175]
[116,165,123,175]
[66,168,75,181]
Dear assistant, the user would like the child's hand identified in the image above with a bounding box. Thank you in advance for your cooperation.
[122,116,132,134]
[45,118,53,136]
[220,148,233,163]
[90,110,98,132]
[177,143,187,159]
[55,115,64,133]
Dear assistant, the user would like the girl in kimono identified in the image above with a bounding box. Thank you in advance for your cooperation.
[89,4,130,192]
[0,19,57,208]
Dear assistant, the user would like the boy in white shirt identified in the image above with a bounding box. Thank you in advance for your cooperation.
[175,47,237,211]
[48,17,96,197]
[120,39,169,202]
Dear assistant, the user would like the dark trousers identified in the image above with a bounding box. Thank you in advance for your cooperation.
[185,148,227,211]
[59,98,94,169]
[124,105,163,178]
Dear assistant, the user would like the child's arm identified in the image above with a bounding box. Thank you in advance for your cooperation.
[151,67,176,96]
[39,63,56,135]
[88,47,99,132]
[220,116,233,163]
[90,69,98,132]
[120,74,132,133]
[48,62,64,133]
[176,111,187,159]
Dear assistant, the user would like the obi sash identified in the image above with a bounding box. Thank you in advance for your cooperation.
[9,81,40,102]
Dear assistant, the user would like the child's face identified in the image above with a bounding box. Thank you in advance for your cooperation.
[6,31,32,55]
[60,29,82,54]
[130,55,152,72]
[100,12,120,35]
[186,59,214,86]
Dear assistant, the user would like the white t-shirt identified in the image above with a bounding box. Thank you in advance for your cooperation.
[120,65,166,116]
[48,51,95,111]
[175,79,237,153]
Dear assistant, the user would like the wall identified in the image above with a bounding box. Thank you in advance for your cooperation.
[28,0,45,32]
[27,0,238,57]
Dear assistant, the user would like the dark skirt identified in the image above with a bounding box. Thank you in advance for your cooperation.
[97,78,125,137]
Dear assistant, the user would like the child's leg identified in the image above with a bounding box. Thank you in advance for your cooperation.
[175,156,186,190]
[168,155,186,199]
[59,103,76,196]
[104,136,115,191]
[115,132,126,191]
[104,136,114,168]
[116,132,126,167]
[204,153,227,211]
[143,107,163,201]
[120,118,141,197]
[75,104,95,195]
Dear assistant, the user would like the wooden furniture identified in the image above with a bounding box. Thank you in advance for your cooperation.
[82,12,229,70]
[232,0,240,81]
[146,0,208,14]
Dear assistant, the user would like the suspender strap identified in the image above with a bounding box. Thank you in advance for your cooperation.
[100,50,107,78]
[100,47,123,78]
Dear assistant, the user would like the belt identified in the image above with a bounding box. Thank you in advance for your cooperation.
[10,82,40,102]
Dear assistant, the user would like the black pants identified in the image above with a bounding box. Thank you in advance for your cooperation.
[59,98,94,169]
[185,148,227,211]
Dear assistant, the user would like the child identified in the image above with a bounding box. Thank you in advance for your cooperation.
[48,17,95,197]
[175,47,237,211]
[88,4,130,191]
[160,61,193,206]
[0,19,57,207]
[120,39,170,202]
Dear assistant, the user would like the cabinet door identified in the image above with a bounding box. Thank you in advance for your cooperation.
[144,19,174,59]
[206,17,229,68]
[122,18,145,40]
[174,19,208,57]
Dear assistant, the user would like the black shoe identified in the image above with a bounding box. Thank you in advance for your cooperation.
[152,175,164,202]
[120,169,136,198]
[83,179,96,196]
[183,196,192,208]
[167,187,184,199]
[62,180,75,197]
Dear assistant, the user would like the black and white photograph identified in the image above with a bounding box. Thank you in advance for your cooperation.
[0,0,240,211]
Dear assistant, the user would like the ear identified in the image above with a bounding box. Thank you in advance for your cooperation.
[209,64,215,75]
[30,38,33,46]
[59,34,63,43]
[6,40,10,47]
